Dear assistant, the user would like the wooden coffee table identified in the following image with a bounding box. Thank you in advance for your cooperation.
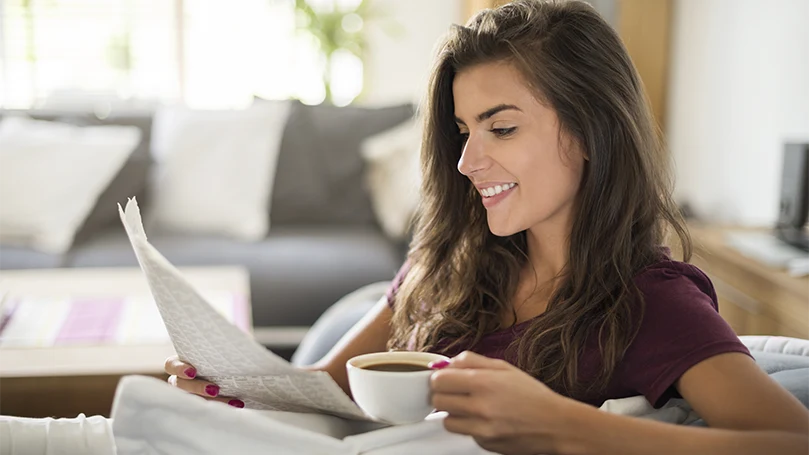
[0,266,251,418]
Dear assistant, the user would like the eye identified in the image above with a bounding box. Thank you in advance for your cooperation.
[491,127,517,138]
[458,132,470,144]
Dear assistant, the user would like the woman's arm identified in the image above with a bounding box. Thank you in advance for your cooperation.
[304,298,393,396]
[559,403,807,455]
[430,352,809,455]
[560,352,809,454]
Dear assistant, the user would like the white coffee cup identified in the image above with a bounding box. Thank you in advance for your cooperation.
[346,351,449,425]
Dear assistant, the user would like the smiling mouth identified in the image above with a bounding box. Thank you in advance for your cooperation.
[479,183,517,198]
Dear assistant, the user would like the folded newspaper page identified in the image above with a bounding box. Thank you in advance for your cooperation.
[117,198,374,421]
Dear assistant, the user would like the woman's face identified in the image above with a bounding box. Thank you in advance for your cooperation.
[453,61,585,237]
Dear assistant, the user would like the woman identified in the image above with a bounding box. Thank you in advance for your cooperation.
[166,1,809,453]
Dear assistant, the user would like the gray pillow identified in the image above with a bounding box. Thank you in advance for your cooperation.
[68,114,153,245]
[269,101,415,226]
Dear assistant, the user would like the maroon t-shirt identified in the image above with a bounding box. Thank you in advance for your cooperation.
[385,259,751,408]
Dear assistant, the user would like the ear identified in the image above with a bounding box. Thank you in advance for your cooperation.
[559,129,588,163]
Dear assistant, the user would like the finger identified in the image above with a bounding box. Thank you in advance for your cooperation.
[204,396,246,408]
[443,415,493,439]
[449,351,511,370]
[164,356,197,379]
[167,375,222,398]
[432,393,480,418]
[430,369,480,394]
[166,376,246,408]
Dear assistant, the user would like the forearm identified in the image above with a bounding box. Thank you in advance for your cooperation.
[303,299,393,397]
[556,401,809,455]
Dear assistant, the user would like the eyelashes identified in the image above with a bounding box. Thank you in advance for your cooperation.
[458,127,517,144]
[491,127,516,138]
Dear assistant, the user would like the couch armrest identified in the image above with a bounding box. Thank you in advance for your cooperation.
[740,335,809,357]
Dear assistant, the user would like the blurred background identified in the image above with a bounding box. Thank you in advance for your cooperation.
[0,0,806,224]
[0,0,453,108]
[0,0,807,419]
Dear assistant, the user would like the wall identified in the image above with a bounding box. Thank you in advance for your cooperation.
[667,0,809,226]
[361,0,463,107]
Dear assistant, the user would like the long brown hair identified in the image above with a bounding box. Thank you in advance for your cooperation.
[389,0,691,397]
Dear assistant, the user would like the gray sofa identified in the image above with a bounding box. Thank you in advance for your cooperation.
[0,101,414,344]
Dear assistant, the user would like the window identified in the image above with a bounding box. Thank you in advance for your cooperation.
[0,0,363,109]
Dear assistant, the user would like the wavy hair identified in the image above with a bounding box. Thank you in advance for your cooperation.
[388,0,691,396]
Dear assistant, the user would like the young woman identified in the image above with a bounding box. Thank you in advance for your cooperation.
[166,1,809,453]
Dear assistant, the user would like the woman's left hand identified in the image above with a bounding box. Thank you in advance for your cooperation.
[430,351,575,455]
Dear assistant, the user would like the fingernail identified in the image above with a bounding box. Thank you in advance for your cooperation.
[429,360,450,370]
[184,368,197,379]
[205,384,220,397]
[228,399,245,408]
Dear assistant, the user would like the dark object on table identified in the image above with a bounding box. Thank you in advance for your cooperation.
[775,143,809,252]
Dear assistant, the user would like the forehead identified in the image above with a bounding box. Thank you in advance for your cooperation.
[452,61,538,118]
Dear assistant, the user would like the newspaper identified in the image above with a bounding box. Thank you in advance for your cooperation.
[117,198,372,421]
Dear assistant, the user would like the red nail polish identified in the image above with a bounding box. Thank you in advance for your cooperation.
[184,368,197,379]
[205,384,219,397]
[429,360,450,370]
[228,399,245,408]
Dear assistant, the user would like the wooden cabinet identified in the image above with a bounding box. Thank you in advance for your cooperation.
[686,225,809,338]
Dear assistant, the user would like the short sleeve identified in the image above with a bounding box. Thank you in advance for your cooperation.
[385,261,411,309]
[618,262,752,408]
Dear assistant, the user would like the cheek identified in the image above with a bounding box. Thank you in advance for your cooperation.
[518,144,583,203]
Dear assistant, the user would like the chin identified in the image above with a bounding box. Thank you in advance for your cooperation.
[486,219,521,237]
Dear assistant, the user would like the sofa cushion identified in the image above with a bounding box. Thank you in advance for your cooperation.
[269,101,415,227]
[66,226,404,327]
[0,245,65,269]
[769,368,809,408]
[0,116,141,254]
[0,111,154,246]
[291,281,389,366]
[69,113,154,244]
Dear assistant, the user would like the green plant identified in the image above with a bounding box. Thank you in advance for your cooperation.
[292,0,402,104]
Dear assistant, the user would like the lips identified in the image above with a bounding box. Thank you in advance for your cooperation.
[479,183,516,198]
[479,183,517,208]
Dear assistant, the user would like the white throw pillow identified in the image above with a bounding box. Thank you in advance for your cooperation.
[149,102,291,240]
[0,116,140,254]
[360,118,422,240]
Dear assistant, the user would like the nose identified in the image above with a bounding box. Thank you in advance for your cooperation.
[457,133,489,177]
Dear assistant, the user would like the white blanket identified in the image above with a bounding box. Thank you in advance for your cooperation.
[0,374,700,455]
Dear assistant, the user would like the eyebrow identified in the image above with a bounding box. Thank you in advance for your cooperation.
[454,104,522,125]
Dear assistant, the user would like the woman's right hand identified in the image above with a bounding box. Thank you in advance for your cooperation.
[164,355,245,408]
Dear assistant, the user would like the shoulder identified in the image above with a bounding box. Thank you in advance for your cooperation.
[619,259,750,406]
[633,259,719,312]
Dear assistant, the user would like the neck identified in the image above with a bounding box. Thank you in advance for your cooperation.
[525,215,573,282]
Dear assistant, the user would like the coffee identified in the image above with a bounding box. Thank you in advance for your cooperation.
[362,362,431,372]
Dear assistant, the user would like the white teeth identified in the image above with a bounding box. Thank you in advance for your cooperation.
[480,183,516,198]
